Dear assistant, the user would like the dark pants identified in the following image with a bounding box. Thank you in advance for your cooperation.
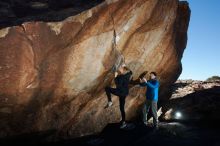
[105,86,126,122]
[143,100,158,126]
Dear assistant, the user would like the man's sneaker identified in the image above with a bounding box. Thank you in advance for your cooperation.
[144,122,152,127]
[143,122,148,126]
[120,122,127,129]
[153,124,159,129]
[104,101,113,108]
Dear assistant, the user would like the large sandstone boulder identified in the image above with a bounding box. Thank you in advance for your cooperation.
[0,0,190,139]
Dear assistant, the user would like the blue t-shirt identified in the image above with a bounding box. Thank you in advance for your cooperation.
[140,79,159,101]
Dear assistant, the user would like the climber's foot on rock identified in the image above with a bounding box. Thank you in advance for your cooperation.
[104,101,113,109]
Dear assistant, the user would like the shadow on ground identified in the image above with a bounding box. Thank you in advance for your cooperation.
[1,120,220,146]
[1,87,220,146]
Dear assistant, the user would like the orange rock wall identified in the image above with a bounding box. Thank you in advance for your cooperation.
[0,0,190,138]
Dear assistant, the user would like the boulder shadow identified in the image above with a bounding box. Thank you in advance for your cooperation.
[0,0,104,29]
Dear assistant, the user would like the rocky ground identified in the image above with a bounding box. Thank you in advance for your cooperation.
[1,121,220,146]
[1,79,220,146]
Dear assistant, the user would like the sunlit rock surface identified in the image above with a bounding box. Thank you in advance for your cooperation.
[0,0,190,138]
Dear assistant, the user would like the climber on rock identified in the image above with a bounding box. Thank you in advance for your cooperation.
[105,64,132,129]
[139,72,160,128]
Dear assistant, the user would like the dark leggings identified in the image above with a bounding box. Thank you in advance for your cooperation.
[105,86,126,122]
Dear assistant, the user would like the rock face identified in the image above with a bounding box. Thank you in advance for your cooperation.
[0,0,190,138]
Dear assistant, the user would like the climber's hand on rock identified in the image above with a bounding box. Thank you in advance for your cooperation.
[142,78,147,83]
[122,63,126,68]
[115,72,118,78]
[139,78,143,83]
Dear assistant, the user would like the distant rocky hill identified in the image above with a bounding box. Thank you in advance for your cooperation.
[171,79,220,99]
[160,79,220,121]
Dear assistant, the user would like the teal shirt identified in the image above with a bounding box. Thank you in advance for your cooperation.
[140,79,159,101]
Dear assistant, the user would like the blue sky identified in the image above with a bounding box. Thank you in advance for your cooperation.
[179,0,220,80]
